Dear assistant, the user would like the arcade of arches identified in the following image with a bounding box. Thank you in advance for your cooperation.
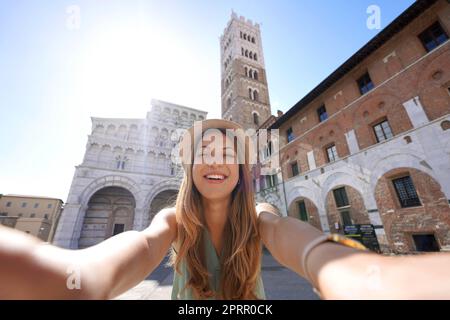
[287,168,450,253]
[78,187,178,249]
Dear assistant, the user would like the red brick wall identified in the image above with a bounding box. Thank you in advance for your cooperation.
[374,167,450,253]
[279,1,450,176]
[325,186,371,234]
[288,197,322,231]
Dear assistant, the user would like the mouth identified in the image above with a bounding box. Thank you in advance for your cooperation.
[203,173,228,184]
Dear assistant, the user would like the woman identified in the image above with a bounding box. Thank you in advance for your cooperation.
[0,119,449,299]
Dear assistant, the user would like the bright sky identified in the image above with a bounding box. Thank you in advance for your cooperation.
[0,0,415,201]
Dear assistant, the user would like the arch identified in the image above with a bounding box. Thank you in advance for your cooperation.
[94,124,104,134]
[252,111,260,125]
[288,196,322,231]
[79,186,136,248]
[373,166,450,253]
[286,185,320,210]
[79,175,140,208]
[142,179,181,225]
[324,184,371,234]
[321,170,367,203]
[368,152,437,194]
[253,70,258,80]
[254,53,257,61]
[148,189,178,223]
[245,49,248,57]
[253,90,259,101]
[416,50,450,120]
[106,124,116,135]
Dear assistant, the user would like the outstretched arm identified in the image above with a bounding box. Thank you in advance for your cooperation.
[256,202,450,299]
[0,207,177,299]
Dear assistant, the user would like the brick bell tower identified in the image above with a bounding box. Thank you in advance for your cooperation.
[220,11,272,130]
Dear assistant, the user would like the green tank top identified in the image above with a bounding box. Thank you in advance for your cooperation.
[171,228,266,300]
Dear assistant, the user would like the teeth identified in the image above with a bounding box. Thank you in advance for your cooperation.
[205,174,225,180]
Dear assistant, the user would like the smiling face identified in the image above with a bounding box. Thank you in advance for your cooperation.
[192,130,240,201]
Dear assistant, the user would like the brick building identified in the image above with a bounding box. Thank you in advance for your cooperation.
[267,0,450,253]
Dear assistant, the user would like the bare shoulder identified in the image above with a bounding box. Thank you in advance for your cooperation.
[155,206,177,223]
[141,206,177,240]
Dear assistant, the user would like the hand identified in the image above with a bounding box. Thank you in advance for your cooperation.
[255,202,281,218]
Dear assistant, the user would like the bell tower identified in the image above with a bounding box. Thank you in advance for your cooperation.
[220,11,272,130]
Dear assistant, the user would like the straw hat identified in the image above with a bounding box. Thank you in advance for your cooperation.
[177,119,256,171]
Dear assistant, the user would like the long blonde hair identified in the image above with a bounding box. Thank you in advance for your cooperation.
[169,128,262,299]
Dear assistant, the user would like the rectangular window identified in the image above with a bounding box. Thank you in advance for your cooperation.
[113,223,125,236]
[30,213,35,218]
[298,200,308,222]
[44,214,49,219]
[47,204,52,209]
[265,174,277,188]
[412,234,440,252]
[21,202,27,208]
[340,211,353,226]
[291,162,299,177]
[0,213,7,217]
[326,144,338,163]
[392,176,421,208]
[34,203,39,208]
[333,187,349,208]
[286,127,295,143]
[373,119,394,142]
[357,72,374,95]
[6,202,11,207]
[418,21,449,53]
[317,105,328,122]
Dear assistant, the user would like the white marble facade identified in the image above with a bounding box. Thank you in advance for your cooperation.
[53,99,207,249]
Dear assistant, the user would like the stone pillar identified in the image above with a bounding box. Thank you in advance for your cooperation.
[307,151,316,171]
[345,129,360,154]
[52,204,82,249]
[402,96,429,128]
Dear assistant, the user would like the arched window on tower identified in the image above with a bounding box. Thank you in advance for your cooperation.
[244,66,248,77]
[244,33,247,40]
[245,50,248,57]
[253,113,259,126]
[253,90,259,101]
[254,53,257,61]
[254,70,258,80]
[249,52,253,59]
[227,97,231,108]
[252,37,255,43]
[248,88,252,99]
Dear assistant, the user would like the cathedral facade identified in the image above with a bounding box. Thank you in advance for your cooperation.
[53,100,207,249]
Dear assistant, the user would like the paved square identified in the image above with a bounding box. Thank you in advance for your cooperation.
[115,250,320,300]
